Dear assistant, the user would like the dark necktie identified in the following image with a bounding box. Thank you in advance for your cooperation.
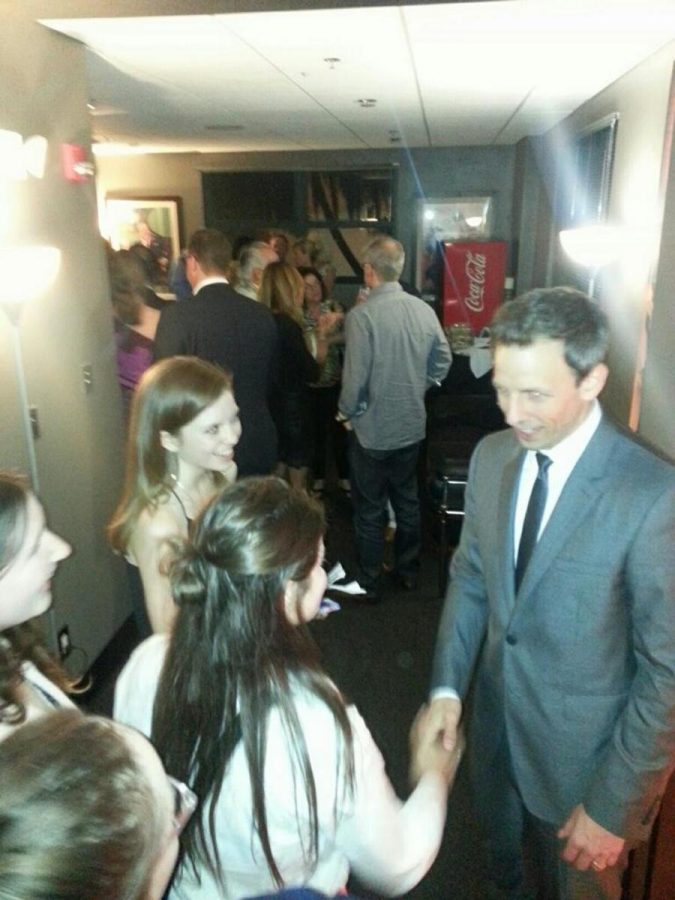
[515,452,552,590]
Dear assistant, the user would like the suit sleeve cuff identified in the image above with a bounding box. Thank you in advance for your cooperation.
[430,687,461,703]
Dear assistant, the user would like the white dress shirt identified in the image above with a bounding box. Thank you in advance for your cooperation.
[513,401,601,560]
[193,275,229,294]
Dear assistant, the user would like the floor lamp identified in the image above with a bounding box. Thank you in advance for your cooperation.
[0,244,61,645]
[559,225,623,296]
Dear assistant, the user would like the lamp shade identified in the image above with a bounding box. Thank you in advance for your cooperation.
[0,245,61,310]
[559,225,624,269]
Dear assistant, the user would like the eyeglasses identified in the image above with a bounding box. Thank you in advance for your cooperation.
[167,776,198,836]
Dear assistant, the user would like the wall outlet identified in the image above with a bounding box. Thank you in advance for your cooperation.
[58,626,72,659]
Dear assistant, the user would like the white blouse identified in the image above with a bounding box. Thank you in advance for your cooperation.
[114,635,447,899]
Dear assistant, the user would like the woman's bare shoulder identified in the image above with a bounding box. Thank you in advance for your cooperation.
[131,497,185,549]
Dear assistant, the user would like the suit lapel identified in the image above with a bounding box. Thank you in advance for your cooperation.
[514,417,619,603]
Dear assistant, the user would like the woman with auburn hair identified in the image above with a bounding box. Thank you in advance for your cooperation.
[108,356,241,636]
[115,477,461,899]
[0,708,195,899]
[260,262,337,491]
[0,472,75,743]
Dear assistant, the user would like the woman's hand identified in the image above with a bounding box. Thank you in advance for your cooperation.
[409,702,465,789]
[317,310,342,338]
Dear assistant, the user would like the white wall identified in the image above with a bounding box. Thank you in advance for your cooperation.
[1,12,130,668]
[541,42,675,438]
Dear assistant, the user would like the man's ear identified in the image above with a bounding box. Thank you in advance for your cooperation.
[159,430,178,453]
[580,362,609,400]
[282,580,301,626]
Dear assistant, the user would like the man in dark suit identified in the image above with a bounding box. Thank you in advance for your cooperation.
[422,288,675,899]
[154,229,278,476]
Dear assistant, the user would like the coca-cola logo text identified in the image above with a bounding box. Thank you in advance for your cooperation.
[464,251,486,312]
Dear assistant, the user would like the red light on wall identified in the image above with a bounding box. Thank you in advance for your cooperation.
[60,143,91,182]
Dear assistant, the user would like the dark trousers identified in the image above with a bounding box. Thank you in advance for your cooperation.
[471,735,626,900]
[310,384,349,481]
[348,435,421,590]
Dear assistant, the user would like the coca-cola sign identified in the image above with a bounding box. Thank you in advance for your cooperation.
[464,250,486,312]
[442,241,507,333]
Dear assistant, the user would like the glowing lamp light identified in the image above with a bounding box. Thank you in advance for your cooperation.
[558,225,625,269]
[0,130,49,180]
[1,245,61,310]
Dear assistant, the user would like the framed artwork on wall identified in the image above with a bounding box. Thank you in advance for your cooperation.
[416,196,493,298]
[104,196,183,289]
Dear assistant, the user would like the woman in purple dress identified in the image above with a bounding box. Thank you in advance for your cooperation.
[109,250,161,419]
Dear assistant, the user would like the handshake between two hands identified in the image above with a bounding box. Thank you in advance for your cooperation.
[409,698,625,873]
[409,697,464,789]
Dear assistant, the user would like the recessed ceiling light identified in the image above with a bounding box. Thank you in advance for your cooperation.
[357,99,377,108]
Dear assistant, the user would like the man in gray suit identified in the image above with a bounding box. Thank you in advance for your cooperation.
[423,288,675,899]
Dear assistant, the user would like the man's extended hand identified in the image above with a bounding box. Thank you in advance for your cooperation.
[409,703,465,787]
[558,804,625,871]
[416,696,462,754]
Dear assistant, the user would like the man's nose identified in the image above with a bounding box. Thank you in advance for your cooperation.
[502,394,523,424]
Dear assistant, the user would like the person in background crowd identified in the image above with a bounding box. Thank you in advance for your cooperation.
[108,357,240,636]
[338,236,451,601]
[0,708,193,899]
[260,262,333,491]
[128,242,173,311]
[115,477,462,899]
[264,230,291,264]
[233,241,279,301]
[0,472,75,743]
[169,251,193,301]
[292,237,314,269]
[292,237,336,298]
[297,265,349,497]
[109,249,161,419]
[134,217,172,287]
[423,287,675,899]
[154,228,279,477]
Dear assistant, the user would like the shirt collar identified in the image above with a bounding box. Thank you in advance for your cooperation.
[194,275,228,294]
[368,281,401,301]
[536,400,602,468]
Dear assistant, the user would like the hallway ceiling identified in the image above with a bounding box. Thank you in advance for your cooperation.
[41,1,675,155]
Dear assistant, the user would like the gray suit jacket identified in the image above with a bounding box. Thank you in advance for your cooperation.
[432,415,675,840]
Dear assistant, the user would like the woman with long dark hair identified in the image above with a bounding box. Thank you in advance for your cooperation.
[0,472,75,742]
[108,356,241,635]
[115,477,460,898]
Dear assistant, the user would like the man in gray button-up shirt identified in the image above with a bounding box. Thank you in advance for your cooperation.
[338,236,451,597]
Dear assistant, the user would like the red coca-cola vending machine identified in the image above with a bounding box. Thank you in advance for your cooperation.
[440,241,508,333]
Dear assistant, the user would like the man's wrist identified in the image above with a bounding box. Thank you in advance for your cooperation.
[430,687,461,703]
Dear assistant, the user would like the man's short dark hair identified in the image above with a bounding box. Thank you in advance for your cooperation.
[363,236,405,282]
[188,229,231,276]
[490,286,609,380]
